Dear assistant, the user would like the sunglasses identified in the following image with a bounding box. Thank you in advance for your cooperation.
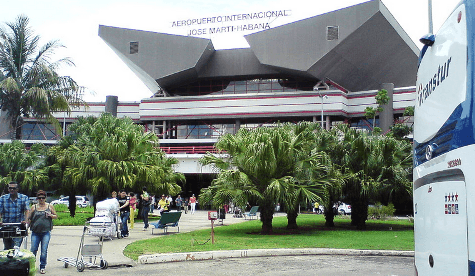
[37,197,46,199]
[8,187,18,190]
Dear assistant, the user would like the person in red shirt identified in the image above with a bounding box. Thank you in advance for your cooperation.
[190,194,197,215]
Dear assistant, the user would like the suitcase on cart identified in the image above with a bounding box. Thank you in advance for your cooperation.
[0,223,35,276]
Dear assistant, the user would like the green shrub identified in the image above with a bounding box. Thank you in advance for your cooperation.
[368,203,395,219]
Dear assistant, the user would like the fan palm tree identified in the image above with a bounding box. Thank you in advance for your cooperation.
[331,124,412,229]
[0,140,47,190]
[200,122,325,234]
[0,15,84,139]
[47,113,184,217]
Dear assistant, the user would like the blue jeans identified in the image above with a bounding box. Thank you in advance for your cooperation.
[142,205,150,229]
[31,231,51,269]
[3,237,22,250]
[120,212,130,236]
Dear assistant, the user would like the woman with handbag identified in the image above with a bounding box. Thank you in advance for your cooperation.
[28,190,57,274]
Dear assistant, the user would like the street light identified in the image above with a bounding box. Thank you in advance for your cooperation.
[314,86,328,129]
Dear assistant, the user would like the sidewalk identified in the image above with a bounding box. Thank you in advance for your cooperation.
[46,209,262,270]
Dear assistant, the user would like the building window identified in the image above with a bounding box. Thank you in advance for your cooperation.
[327,26,339,41]
[21,123,58,140]
[130,41,139,54]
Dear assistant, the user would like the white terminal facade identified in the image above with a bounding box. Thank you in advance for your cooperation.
[8,0,418,190]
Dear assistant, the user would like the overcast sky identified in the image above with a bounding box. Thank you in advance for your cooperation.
[0,0,461,102]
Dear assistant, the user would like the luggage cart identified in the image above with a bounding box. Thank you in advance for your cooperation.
[88,198,122,241]
[0,222,35,276]
[88,216,121,241]
[57,224,108,272]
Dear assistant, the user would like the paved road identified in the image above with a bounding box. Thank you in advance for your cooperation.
[53,255,414,276]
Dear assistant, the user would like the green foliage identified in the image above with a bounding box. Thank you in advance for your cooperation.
[368,203,396,219]
[403,106,415,116]
[372,127,382,135]
[0,15,85,139]
[364,107,376,119]
[390,123,412,140]
[375,89,390,106]
[326,124,412,229]
[45,113,184,211]
[365,89,389,132]
[200,122,327,233]
[54,205,94,226]
[0,141,47,190]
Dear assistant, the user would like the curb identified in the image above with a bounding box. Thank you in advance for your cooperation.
[138,248,415,264]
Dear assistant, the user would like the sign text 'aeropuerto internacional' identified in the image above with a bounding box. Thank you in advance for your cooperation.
[171,10,292,36]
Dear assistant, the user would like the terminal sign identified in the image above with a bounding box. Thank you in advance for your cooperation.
[171,10,292,36]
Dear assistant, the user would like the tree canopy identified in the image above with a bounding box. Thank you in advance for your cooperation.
[0,15,84,139]
[44,113,184,216]
[200,122,328,234]
[0,140,46,191]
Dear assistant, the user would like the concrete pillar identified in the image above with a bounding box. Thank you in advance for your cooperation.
[235,119,241,134]
[105,95,118,117]
[163,121,167,139]
[379,83,394,133]
[326,116,331,130]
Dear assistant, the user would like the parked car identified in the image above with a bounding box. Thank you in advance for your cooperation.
[338,203,351,215]
[51,196,90,208]
[29,197,38,205]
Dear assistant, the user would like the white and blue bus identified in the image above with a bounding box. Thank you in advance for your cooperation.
[414,0,475,275]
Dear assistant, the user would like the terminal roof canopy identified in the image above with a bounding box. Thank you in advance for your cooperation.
[99,0,419,96]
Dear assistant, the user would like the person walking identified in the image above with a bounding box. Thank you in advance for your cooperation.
[190,194,197,214]
[184,198,189,214]
[149,195,155,214]
[167,195,173,209]
[28,190,57,274]
[0,181,30,250]
[141,187,151,231]
[117,190,130,237]
[128,192,136,229]
[175,195,183,211]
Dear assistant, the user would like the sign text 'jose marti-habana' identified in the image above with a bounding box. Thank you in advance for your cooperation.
[171,10,292,36]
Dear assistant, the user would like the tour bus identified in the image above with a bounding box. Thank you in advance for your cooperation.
[413,0,475,275]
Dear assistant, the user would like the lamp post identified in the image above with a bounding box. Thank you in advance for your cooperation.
[63,111,66,137]
[314,86,327,129]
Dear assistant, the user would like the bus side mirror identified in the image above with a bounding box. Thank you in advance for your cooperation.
[420,33,435,46]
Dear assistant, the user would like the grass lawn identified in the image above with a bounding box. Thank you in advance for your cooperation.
[51,205,94,226]
[124,214,414,260]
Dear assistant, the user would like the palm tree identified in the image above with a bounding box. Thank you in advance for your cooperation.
[46,113,184,217]
[0,141,47,191]
[308,127,348,227]
[200,122,324,234]
[0,15,84,139]
[330,124,412,229]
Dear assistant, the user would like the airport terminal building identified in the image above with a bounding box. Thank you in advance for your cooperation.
[8,0,418,187]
